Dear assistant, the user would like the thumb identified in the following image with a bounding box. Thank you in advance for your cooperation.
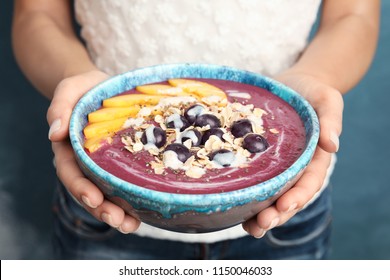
[315,88,344,153]
[47,71,109,142]
[47,81,76,142]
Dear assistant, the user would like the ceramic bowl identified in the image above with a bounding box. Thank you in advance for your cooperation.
[69,63,319,233]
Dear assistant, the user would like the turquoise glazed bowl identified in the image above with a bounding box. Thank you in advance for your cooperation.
[69,63,319,233]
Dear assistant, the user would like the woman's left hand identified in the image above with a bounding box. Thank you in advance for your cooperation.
[242,72,344,238]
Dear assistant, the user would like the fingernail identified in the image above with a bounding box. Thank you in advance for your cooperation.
[253,228,267,239]
[101,213,113,226]
[330,131,339,152]
[266,217,280,230]
[117,225,131,234]
[285,203,298,213]
[81,195,96,208]
[48,119,61,140]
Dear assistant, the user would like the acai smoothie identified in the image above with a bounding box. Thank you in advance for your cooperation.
[83,79,306,194]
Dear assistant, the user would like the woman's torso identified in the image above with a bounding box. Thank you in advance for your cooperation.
[75,0,321,76]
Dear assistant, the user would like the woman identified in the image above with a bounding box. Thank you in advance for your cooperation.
[12,0,379,259]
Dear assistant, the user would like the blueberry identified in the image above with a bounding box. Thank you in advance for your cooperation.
[184,104,205,124]
[209,149,235,167]
[141,126,166,148]
[243,133,269,153]
[231,119,253,138]
[164,143,191,163]
[166,113,190,131]
[201,128,224,145]
[180,129,202,147]
[194,114,221,128]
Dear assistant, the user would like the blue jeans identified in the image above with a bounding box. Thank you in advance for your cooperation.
[52,182,332,260]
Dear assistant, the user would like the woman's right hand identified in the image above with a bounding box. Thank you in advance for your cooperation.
[47,70,141,234]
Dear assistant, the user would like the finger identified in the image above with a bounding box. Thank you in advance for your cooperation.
[311,88,344,153]
[243,204,279,237]
[118,215,141,234]
[47,71,109,141]
[85,199,126,228]
[52,141,104,208]
[243,218,267,238]
[47,79,86,141]
[84,196,141,232]
[243,147,331,236]
[53,140,140,232]
[243,205,299,237]
[275,147,331,213]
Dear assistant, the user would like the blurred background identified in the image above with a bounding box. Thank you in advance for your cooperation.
[1,2,389,259]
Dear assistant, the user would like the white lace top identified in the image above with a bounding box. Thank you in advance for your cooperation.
[75,0,321,76]
[75,0,323,242]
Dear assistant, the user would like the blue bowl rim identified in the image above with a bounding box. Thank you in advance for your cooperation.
[69,63,319,208]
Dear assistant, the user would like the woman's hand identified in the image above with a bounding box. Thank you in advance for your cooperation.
[242,72,344,238]
[47,70,141,234]
[241,0,379,238]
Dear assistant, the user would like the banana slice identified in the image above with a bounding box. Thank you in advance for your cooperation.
[88,106,140,123]
[103,94,167,107]
[83,117,128,139]
[168,79,227,99]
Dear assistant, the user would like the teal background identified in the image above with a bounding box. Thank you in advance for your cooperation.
[1,2,389,259]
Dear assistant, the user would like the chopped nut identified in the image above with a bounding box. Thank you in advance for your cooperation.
[192,160,203,167]
[201,96,224,106]
[137,107,152,117]
[154,114,164,123]
[253,107,266,117]
[123,117,144,129]
[160,123,167,130]
[197,148,209,159]
[168,107,182,115]
[147,147,160,155]
[140,123,151,130]
[221,142,234,150]
[124,145,134,153]
[167,133,177,143]
[253,124,265,135]
[233,137,243,146]
[190,146,201,152]
[154,167,165,174]
[197,125,211,132]
[204,135,223,151]
[133,142,144,152]
[121,136,133,146]
[236,146,251,158]
[185,166,206,178]
[150,161,165,174]
[183,139,192,149]
[114,80,271,179]
[222,133,234,144]
[197,158,211,166]
[156,96,197,109]
[183,155,195,168]
[231,102,243,111]
[165,128,177,134]
[150,161,164,169]
[211,139,224,150]
[134,131,143,141]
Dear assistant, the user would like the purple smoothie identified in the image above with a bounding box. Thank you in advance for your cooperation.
[87,79,306,194]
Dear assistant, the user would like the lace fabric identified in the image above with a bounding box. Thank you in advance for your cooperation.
[75,0,321,76]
